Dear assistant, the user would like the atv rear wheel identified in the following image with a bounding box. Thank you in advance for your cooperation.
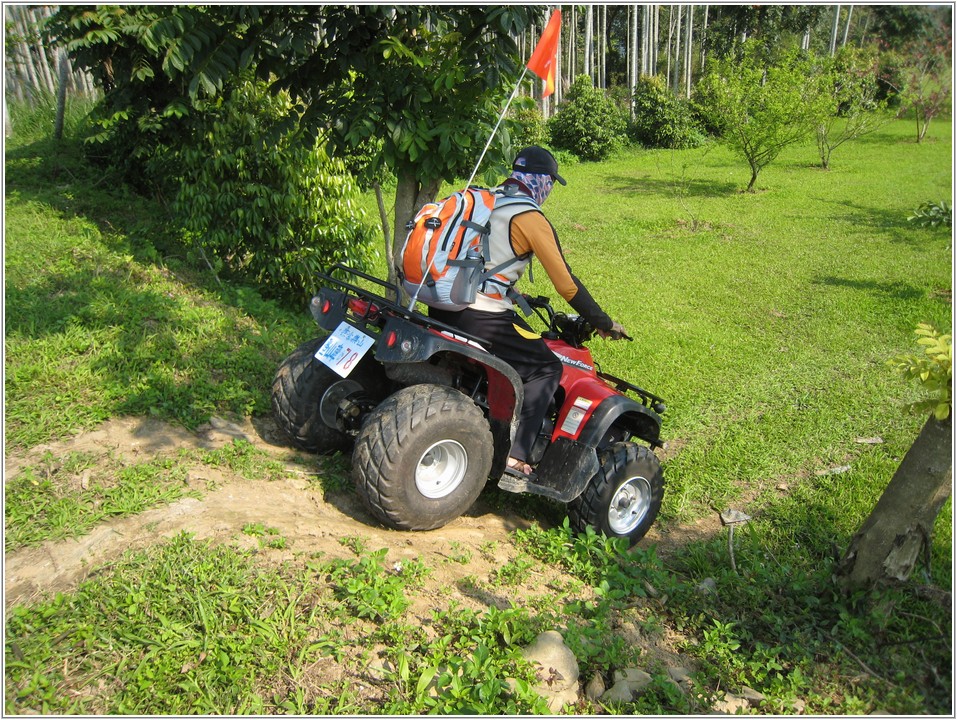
[271,337,386,454]
[352,384,493,531]
[568,442,663,547]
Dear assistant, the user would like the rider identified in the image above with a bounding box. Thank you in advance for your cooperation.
[429,146,628,478]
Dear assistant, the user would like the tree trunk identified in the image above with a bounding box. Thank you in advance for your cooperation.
[54,51,70,140]
[665,5,674,90]
[835,415,953,591]
[672,5,682,92]
[829,4,841,55]
[391,171,440,297]
[842,5,853,47]
[598,5,608,88]
[684,4,694,98]
[584,5,594,80]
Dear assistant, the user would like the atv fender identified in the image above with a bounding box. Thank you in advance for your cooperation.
[576,394,662,449]
[497,395,661,503]
[374,316,524,479]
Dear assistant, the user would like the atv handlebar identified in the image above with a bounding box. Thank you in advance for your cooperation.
[522,295,632,344]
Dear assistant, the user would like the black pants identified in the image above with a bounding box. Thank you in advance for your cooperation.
[430,307,562,464]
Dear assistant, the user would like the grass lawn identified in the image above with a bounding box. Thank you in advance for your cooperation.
[4,111,952,714]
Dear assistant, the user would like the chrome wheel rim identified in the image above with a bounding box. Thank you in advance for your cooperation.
[415,440,468,499]
[608,475,652,535]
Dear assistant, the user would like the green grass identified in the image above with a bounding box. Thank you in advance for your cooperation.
[4,149,315,451]
[4,99,952,715]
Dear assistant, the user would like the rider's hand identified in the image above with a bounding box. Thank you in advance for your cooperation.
[598,321,631,340]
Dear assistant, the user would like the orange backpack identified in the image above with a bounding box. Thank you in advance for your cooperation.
[398,187,536,310]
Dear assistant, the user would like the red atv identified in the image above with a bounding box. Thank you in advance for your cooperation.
[272,264,666,546]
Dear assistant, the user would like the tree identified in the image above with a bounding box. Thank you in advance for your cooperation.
[816,46,889,169]
[895,37,953,143]
[694,41,830,191]
[47,6,542,287]
[836,324,952,592]
[701,5,825,58]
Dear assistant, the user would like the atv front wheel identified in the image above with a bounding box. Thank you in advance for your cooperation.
[271,337,387,454]
[568,442,663,546]
[352,384,493,531]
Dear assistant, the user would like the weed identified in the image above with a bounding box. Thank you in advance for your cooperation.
[199,439,285,481]
[478,540,499,561]
[444,541,473,564]
[488,555,535,586]
[338,535,368,556]
[326,549,413,622]
[4,533,329,714]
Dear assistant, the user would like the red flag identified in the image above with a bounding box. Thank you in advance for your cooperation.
[526,10,561,97]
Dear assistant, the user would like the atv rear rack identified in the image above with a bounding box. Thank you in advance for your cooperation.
[315,263,491,350]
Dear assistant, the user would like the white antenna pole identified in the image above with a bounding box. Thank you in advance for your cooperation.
[462,66,529,192]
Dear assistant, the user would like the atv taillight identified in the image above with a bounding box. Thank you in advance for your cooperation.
[321,299,331,314]
[386,331,398,348]
[347,297,379,319]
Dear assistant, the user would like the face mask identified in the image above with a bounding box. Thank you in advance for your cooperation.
[510,171,554,206]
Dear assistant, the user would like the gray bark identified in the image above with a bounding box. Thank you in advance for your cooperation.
[836,416,953,591]
[830,5,841,55]
[391,172,441,295]
[54,51,70,140]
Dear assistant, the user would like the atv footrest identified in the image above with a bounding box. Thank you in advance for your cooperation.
[496,437,600,503]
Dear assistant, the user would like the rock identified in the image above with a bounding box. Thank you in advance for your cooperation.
[815,465,851,477]
[667,665,693,691]
[521,631,580,713]
[599,667,654,704]
[740,686,766,705]
[696,577,718,595]
[613,667,653,689]
[366,657,394,682]
[712,694,750,714]
[584,673,605,702]
[792,698,806,713]
[667,666,690,683]
[601,680,636,703]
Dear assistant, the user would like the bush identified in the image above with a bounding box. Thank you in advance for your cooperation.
[630,76,706,149]
[171,79,376,304]
[907,200,952,229]
[548,75,628,161]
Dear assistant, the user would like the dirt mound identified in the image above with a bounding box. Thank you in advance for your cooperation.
[4,416,721,610]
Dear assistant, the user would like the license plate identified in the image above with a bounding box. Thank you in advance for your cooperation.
[314,322,375,378]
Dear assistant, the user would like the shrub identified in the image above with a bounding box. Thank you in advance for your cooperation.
[548,75,628,161]
[630,75,706,149]
[907,200,952,229]
[171,79,376,304]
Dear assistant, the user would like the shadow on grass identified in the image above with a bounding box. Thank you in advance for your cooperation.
[603,173,740,199]
[5,138,316,446]
[819,198,950,247]
[810,275,926,302]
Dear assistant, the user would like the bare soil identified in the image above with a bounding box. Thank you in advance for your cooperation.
[4,415,722,612]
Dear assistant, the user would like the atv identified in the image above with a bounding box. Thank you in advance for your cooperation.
[272,264,666,546]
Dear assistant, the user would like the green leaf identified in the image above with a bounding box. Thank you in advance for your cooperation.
[416,666,438,696]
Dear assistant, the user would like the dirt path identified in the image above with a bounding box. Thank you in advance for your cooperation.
[4,415,721,610]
